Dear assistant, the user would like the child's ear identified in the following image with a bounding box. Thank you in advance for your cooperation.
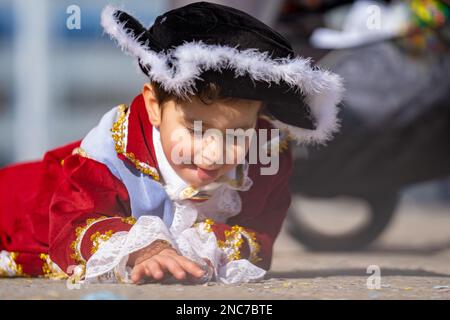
[142,83,162,128]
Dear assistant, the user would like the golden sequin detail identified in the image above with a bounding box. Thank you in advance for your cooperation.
[237,227,262,264]
[121,216,137,225]
[70,216,108,264]
[9,252,25,276]
[203,219,215,233]
[218,226,246,261]
[90,230,114,254]
[0,252,26,277]
[111,104,160,181]
[201,219,261,263]
[72,146,90,158]
[39,253,68,279]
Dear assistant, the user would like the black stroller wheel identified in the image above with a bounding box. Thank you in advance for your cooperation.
[286,192,399,251]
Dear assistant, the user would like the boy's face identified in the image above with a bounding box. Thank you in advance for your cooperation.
[143,83,261,188]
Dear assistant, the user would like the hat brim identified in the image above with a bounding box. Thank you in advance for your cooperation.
[101,4,344,145]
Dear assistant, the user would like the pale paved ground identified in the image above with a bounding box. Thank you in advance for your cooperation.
[1,198,449,300]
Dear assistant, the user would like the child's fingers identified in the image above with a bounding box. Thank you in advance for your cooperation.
[153,255,186,280]
[144,259,164,280]
[131,264,146,283]
[173,255,205,278]
[159,248,205,278]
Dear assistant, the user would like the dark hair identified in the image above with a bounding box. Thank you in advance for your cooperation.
[151,81,237,105]
[151,81,267,115]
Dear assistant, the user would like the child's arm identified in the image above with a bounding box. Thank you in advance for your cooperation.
[47,152,205,282]
[47,152,138,275]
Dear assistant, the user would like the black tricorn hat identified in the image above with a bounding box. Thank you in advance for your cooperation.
[101,2,344,144]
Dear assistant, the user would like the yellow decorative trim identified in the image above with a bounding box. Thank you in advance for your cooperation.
[181,186,198,199]
[200,219,260,263]
[203,219,215,233]
[180,187,217,201]
[219,226,246,261]
[204,221,261,263]
[62,147,91,166]
[70,216,108,265]
[72,146,89,158]
[111,104,160,181]
[90,230,114,254]
[121,216,137,225]
[9,252,25,276]
[179,166,247,201]
[238,228,262,264]
[39,253,68,280]
[202,219,242,260]
[0,252,26,277]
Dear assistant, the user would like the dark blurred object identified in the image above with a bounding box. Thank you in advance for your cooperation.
[277,0,394,61]
[282,0,369,13]
[286,2,450,251]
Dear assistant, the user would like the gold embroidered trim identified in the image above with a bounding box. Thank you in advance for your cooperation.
[72,147,89,158]
[200,219,261,263]
[111,104,160,181]
[121,216,137,225]
[179,166,246,201]
[202,219,243,261]
[61,147,90,166]
[70,216,136,264]
[203,219,215,233]
[238,228,262,264]
[70,216,108,265]
[90,230,114,254]
[9,252,25,276]
[0,252,26,277]
[218,226,246,261]
[39,253,68,279]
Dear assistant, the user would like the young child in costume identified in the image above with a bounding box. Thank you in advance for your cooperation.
[0,2,343,284]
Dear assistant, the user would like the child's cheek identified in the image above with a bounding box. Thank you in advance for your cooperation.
[166,128,195,166]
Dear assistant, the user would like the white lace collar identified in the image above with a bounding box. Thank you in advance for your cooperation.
[152,126,252,202]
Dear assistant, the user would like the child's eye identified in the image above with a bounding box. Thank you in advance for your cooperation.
[186,127,202,135]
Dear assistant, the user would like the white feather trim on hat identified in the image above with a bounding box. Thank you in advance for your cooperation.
[101,4,345,145]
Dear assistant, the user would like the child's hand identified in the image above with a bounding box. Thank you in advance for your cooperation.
[128,241,205,283]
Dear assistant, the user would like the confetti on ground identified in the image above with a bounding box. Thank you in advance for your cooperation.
[432,285,449,290]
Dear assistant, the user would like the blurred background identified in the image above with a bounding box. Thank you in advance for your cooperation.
[0,0,449,252]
